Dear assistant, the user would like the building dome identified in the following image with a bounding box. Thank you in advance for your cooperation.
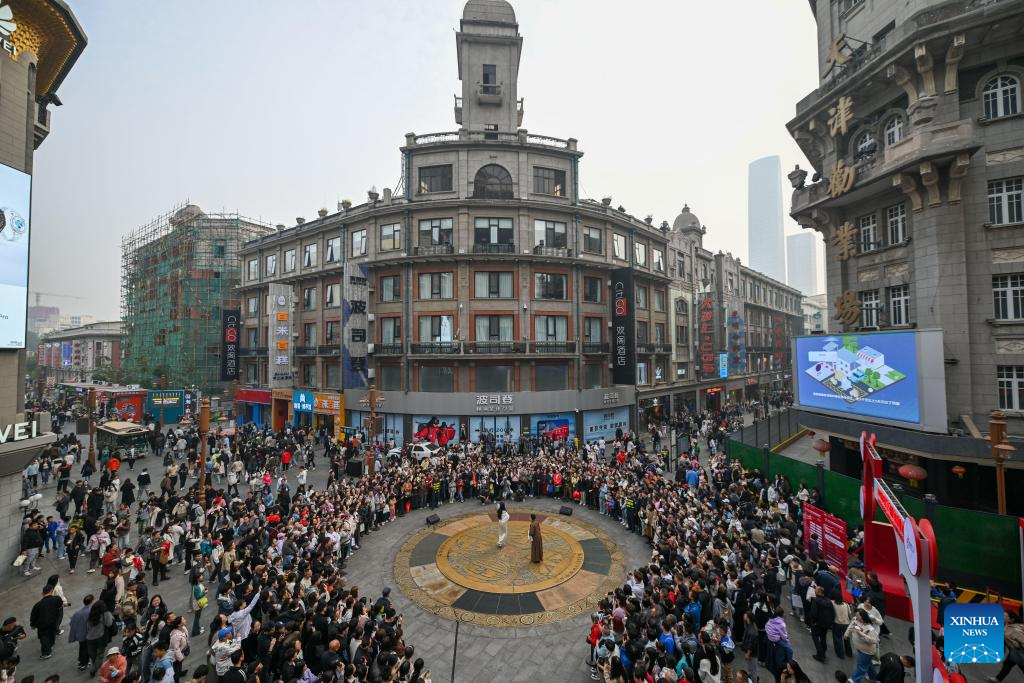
[169,204,206,226]
[462,0,516,24]
[672,204,701,231]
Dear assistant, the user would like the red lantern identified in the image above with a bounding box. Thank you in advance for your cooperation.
[807,431,816,438]
[899,464,927,483]
[812,438,831,453]
[951,465,966,479]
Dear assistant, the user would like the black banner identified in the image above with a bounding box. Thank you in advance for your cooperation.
[611,267,636,385]
[220,308,240,381]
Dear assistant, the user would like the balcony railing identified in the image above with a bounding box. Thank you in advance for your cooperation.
[582,342,608,354]
[408,130,574,150]
[410,342,460,354]
[531,340,575,354]
[472,243,515,254]
[654,343,672,353]
[295,346,317,356]
[533,245,572,257]
[636,343,653,354]
[415,244,454,256]
[467,341,523,354]
[318,345,340,356]
[375,343,404,355]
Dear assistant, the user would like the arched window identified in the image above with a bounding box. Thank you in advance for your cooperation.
[983,75,1020,119]
[883,117,904,146]
[855,131,876,160]
[472,164,514,199]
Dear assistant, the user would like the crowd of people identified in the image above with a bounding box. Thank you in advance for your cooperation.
[6,401,928,683]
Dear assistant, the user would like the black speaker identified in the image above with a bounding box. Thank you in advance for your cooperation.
[425,514,441,526]
[345,460,364,477]
[559,506,573,516]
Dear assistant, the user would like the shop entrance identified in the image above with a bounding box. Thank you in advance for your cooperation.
[704,387,722,412]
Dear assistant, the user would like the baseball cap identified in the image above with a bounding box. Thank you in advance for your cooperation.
[106,646,121,657]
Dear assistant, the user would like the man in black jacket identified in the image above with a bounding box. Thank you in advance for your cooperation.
[29,584,64,659]
[807,585,836,662]
[20,519,44,576]
[876,652,914,683]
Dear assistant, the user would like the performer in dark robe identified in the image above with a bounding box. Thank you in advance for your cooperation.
[529,513,543,563]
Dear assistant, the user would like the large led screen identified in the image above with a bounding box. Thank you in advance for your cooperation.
[794,332,921,425]
[0,162,31,349]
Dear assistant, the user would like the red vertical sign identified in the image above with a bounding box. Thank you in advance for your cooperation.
[803,503,848,576]
[699,295,715,378]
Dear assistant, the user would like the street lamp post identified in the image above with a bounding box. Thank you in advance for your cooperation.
[198,398,210,509]
[988,410,1015,515]
[87,387,97,467]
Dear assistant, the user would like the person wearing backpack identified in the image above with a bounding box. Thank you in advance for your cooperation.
[120,584,139,623]
[188,574,207,637]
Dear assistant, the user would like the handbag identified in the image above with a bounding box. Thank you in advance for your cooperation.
[11,553,25,567]
[197,596,208,609]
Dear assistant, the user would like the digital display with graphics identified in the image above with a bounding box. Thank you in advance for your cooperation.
[582,407,629,444]
[531,412,576,443]
[794,332,920,425]
[945,603,1004,664]
[0,162,32,348]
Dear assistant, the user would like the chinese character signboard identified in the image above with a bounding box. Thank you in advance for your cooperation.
[268,283,293,388]
[772,314,787,370]
[727,310,747,374]
[719,353,728,378]
[220,308,240,381]
[802,504,848,576]
[610,267,636,385]
[697,295,716,379]
[474,394,514,413]
[342,263,369,390]
[292,391,314,414]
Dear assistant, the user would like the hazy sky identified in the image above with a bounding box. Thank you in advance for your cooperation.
[29,0,821,320]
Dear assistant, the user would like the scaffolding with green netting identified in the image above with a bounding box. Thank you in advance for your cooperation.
[120,203,273,395]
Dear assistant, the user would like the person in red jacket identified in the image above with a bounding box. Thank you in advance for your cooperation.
[587,613,602,674]
[281,450,292,471]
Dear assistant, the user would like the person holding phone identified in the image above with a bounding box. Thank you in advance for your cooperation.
[98,646,127,683]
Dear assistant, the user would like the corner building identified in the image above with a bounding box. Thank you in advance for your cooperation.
[238,0,801,444]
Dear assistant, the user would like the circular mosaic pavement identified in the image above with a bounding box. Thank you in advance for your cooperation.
[394,509,625,627]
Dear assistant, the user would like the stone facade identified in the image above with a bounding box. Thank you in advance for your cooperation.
[788,0,1024,435]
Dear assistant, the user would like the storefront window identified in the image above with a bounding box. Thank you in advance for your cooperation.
[470,415,520,445]
[535,364,568,391]
[420,366,454,392]
[379,365,401,391]
[476,365,513,392]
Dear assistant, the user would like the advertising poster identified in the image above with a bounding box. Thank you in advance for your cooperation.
[350,411,404,446]
[582,406,629,444]
[794,332,920,424]
[531,412,575,443]
[697,294,716,379]
[220,308,240,381]
[727,310,747,374]
[113,394,145,423]
[610,267,636,385]
[802,504,848,576]
[0,162,31,349]
[469,415,519,445]
[61,342,72,367]
[412,415,458,445]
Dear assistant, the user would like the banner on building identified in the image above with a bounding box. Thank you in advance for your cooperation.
[268,284,293,388]
[220,308,240,381]
[469,415,520,445]
[610,267,636,385]
[698,294,716,379]
[412,415,458,445]
[530,412,576,443]
[342,263,369,390]
[61,342,72,367]
[727,309,747,374]
[582,406,629,444]
[802,503,848,576]
[772,314,786,371]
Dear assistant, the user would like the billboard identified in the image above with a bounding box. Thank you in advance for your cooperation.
[792,330,948,433]
[220,308,240,381]
[412,415,458,445]
[697,294,716,379]
[531,411,576,443]
[268,283,293,388]
[610,267,635,385]
[582,406,629,444]
[0,162,31,349]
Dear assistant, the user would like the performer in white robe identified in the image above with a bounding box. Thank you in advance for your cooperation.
[497,501,510,548]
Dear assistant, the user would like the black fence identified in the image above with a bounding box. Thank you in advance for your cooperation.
[729,408,802,449]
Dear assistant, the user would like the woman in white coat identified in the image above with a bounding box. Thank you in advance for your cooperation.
[496,501,510,548]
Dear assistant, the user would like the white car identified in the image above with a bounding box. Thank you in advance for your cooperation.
[388,441,444,467]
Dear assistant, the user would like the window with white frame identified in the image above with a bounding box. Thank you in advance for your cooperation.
[283,249,296,273]
[418,272,454,299]
[988,177,1023,225]
[474,218,513,247]
[325,283,340,308]
[888,285,910,326]
[613,233,627,260]
[652,248,665,273]
[379,223,401,251]
[637,362,649,385]
[654,289,666,312]
[246,296,258,316]
[634,242,648,267]
[380,317,401,345]
[534,273,567,300]
[583,276,602,303]
[636,285,648,309]
[476,315,514,341]
[303,286,317,310]
[325,237,341,263]
[993,274,1024,320]
[246,259,258,281]
[418,218,453,246]
[859,214,878,252]
[855,131,876,158]
[883,117,904,146]
[859,290,879,327]
[534,316,567,341]
[474,271,514,299]
[419,315,454,342]
[351,229,366,256]
[983,75,1020,120]
[998,365,1024,410]
[379,275,401,303]
[534,219,567,248]
[265,254,277,276]
[584,317,602,343]
[303,243,317,267]
[886,203,907,244]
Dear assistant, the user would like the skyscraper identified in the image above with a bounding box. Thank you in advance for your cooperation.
[786,232,819,295]
[747,155,786,283]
